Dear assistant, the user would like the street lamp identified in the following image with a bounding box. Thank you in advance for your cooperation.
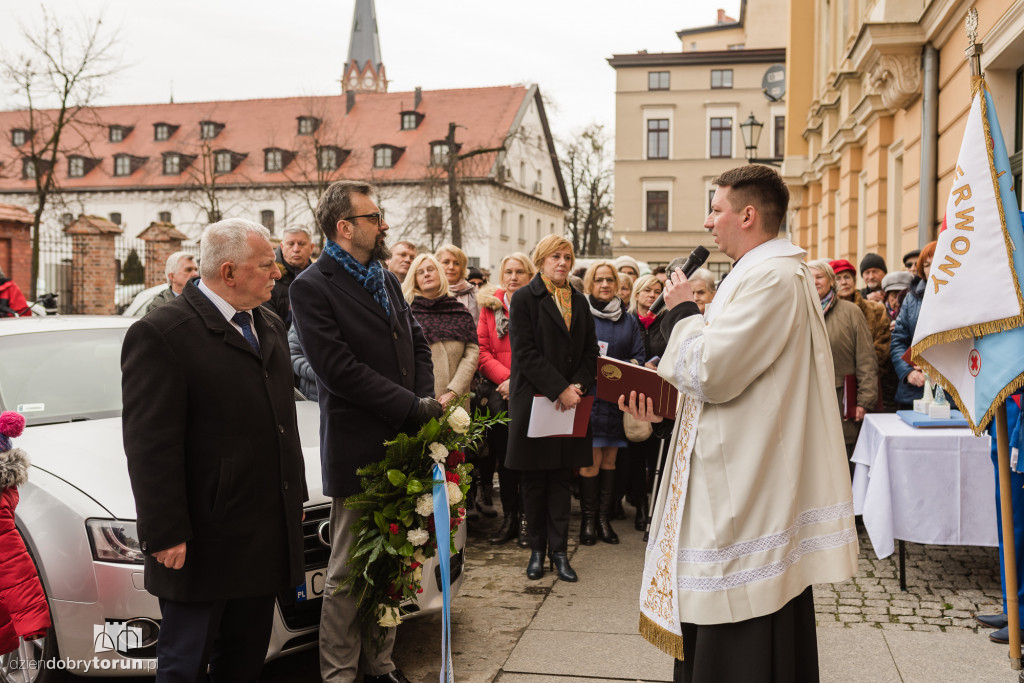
[738,112,780,166]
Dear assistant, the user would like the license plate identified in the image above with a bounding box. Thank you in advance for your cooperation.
[295,567,327,602]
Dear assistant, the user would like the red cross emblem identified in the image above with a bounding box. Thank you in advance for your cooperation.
[968,349,981,377]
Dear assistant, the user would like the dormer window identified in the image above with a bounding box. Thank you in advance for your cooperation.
[108,125,132,142]
[113,153,146,177]
[297,116,321,135]
[373,145,404,169]
[318,146,348,172]
[162,152,197,175]
[199,121,225,140]
[263,147,295,173]
[67,155,99,178]
[21,157,49,180]
[400,111,424,130]
[430,142,450,167]
[213,150,246,174]
[11,129,29,147]
[153,123,179,141]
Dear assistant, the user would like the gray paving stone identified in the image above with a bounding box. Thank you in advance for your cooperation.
[883,629,1017,681]
[504,630,673,681]
[817,626,900,682]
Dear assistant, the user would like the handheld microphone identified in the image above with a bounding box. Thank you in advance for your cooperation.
[649,246,710,316]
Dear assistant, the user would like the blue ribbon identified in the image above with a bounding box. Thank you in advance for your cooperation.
[431,463,454,683]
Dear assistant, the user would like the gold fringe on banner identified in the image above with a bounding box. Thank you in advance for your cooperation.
[639,613,686,660]
[911,354,1024,436]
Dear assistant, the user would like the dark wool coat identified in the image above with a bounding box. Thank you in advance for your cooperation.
[0,448,49,653]
[506,274,598,471]
[289,257,434,498]
[121,281,307,602]
[265,247,312,328]
[591,309,645,440]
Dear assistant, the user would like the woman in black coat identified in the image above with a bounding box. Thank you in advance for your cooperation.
[508,235,598,583]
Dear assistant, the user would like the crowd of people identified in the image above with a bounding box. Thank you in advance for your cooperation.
[120,164,951,682]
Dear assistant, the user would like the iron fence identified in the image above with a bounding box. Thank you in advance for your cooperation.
[36,236,74,314]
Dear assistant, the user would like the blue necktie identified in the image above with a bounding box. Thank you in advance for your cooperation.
[231,311,260,355]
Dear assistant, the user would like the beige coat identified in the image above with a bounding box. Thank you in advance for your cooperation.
[824,298,878,445]
[430,339,479,408]
[657,248,858,625]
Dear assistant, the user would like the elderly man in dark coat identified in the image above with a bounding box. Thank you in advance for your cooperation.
[121,218,307,682]
[289,180,439,683]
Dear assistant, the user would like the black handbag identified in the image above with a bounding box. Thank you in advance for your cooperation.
[473,376,507,416]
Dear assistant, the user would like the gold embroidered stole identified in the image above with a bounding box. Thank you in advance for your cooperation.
[639,394,702,659]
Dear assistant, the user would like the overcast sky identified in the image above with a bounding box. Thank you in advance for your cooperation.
[1,0,742,140]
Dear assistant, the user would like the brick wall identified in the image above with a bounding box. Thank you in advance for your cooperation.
[0,220,32,291]
[144,241,180,288]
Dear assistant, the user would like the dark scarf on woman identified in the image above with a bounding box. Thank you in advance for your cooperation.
[411,295,477,345]
[820,288,837,315]
[588,294,623,322]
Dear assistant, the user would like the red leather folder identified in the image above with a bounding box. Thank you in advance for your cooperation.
[595,357,678,419]
[529,395,595,437]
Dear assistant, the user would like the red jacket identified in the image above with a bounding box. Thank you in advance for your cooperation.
[0,448,50,653]
[476,287,511,385]
[0,280,31,318]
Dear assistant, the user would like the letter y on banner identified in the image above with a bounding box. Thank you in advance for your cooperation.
[911,77,1024,433]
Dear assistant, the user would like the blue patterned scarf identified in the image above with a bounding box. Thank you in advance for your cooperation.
[322,239,391,318]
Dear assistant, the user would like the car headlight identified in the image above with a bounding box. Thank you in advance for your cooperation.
[86,519,145,564]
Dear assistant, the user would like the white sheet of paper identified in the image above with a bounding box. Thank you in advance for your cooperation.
[527,396,576,437]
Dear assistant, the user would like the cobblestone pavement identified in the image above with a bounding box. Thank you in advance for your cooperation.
[814,526,1003,633]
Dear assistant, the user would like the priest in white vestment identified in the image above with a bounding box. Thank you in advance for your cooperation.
[623,165,858,683]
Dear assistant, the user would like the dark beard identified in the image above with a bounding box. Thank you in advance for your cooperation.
[371,239,391,262]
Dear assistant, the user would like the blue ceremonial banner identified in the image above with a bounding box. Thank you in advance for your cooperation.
[432,463,454,683]
[911,77,1024,434]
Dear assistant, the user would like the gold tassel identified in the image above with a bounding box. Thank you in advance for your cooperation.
[639,613,686,660]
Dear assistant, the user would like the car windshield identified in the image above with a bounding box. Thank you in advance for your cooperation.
[0,327,127,425]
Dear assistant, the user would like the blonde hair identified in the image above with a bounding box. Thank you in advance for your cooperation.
[531,234,575,272]
[806,259,836,290]
[582,260,618,295]
[498,252,536,282]
[435,244,468,280]
[403,253,450,302]
[629,274,663,313]
[618,271,635,288]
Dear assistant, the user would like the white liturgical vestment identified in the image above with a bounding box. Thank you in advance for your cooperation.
[639,238,858,657]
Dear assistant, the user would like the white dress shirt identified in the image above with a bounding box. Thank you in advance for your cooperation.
[197,280,259,347]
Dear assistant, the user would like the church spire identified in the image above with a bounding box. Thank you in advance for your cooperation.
[342,0,387,93]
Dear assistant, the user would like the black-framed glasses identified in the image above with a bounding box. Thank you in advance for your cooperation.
[343,212,384,226]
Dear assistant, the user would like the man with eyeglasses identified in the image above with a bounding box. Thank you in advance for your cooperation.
[289,181,439,683]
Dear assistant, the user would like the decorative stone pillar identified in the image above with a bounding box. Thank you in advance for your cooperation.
[63,215,122,315]
[138,221,189,289]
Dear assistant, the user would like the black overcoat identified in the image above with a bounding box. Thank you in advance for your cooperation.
[121,281,307,602]
[506,274,598,470]
[289,256,434,498]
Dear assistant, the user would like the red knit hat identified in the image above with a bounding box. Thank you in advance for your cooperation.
[830,259,856,276]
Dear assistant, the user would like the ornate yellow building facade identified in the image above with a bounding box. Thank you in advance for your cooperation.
[783,0,1023,272]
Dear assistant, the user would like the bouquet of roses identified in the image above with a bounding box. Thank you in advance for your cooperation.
[339,400,508,650]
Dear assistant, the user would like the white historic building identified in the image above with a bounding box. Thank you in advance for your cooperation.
[0,0,567,271]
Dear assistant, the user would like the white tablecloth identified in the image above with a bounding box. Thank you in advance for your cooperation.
[851,413,998,559]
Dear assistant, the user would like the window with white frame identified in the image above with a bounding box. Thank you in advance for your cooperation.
[163,154,180,175]
[265,149,283,172]
[214,151,232,174]
[68,156,85,177]
[430,143,449,167]
[114,155,132,176]
[374,147,394,168]
[647,119,669,159]
[709,117,732,158]
[648,71,670,90]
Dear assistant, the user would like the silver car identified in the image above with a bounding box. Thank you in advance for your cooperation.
[0,316,466,680]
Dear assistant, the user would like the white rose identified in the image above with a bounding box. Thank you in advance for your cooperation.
[428,442,448,463]
[407,528,429,546]
[377,605,402,628]
[448,406,471,434]
[413,566,423,582]
[446,481,463,505]
[415,494,434,516]
[413,548,427,564]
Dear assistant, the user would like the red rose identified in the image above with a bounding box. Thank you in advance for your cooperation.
[409,561,421,570]
[389,523,399,535]
[445,471,460,484]
[457,507,466,518]
[417,588,424,594]
[446,450,465,467]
